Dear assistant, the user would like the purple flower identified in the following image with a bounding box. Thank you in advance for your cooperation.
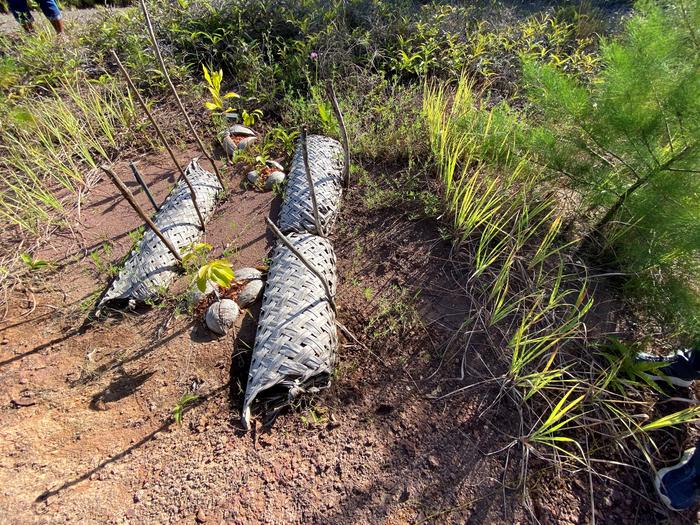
[310,51,318,60]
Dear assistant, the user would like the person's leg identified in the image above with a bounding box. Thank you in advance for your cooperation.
[7,0,35,33]
[37,0,64,34]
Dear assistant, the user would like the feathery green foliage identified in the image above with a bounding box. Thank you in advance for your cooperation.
[523,0,700,338]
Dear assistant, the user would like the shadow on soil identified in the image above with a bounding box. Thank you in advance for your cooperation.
[35,383,230,505]
[89,368,157,409]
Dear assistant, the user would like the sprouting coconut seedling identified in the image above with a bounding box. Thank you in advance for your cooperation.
[241,108,263,127]
[202,65,239,114]
[20,253,49,271]
[196,259,234,292]
[182,242,213,272]
[172,392,199,425]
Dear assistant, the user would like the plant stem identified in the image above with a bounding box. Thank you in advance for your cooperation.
[100,165,182,263]
[325,80,350,188]
[138,0,225,189]
[111,50,206,231]
[129,162,159,212]
[588,145,690,237]
[265,216,336,312]
[300,126,324,236]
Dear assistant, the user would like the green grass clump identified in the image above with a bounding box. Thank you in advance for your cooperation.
[422,37,698,501]
[0,75,142,234]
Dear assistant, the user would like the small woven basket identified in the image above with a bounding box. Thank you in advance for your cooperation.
[98,159,221,309]
[278,135,344,235]
[242,232,338,428]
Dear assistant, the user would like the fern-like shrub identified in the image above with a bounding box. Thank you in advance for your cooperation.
[523,0,700,338]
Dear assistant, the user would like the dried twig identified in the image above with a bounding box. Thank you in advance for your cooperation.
[111,50,206,231]
[129,162,159,212]
[265,217,335,312]
[100,165,182,263]
[138,0,225,189]
[325,80,350,188]
[300,126,323,236]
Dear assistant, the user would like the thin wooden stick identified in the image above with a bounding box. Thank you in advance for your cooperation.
[300,126,323,236]
[265,217,336,312]
[138,0,225,189]
[129,162,158,211]
[100,165,182,263]
[325,80,350,188]
[336,321,388,366]
[111,50,206,231]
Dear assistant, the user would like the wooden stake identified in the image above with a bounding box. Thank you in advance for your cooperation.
[300,126,324,237]
[129,162,158,212]
[100,165,183,263]
[265,217,336,312]
[138,0,225,189]
[111,50,206,231]
[325,80,350,188]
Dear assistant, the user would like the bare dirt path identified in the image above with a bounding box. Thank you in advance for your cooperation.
[0,7,126,34]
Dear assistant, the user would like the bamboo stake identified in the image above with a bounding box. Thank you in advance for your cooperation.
[325,80,350,188]
[138,0,225,189]
[111,50,206,231]
[300,126,324,237]
[100,165,182,263]
[265,217,336,312]
[129,162,158,212]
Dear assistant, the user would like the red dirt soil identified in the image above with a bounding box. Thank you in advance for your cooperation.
[0,148,697,524]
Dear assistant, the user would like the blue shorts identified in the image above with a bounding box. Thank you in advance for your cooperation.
[8,0,62,24]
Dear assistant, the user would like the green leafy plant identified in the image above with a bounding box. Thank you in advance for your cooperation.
[172,392,199,425]
[202,65,239,114]
[597,338,669,395]
[265,127,300,156]
[19,252,49,271]
[196,259,234,292]
[89,242,114,273]
[241,108,263,127]
[127,226,145,254]
[182,241,213,271]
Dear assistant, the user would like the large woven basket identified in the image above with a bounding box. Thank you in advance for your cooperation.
[242,232,338,428]
[278,135,344,235]
[98,159,221,309]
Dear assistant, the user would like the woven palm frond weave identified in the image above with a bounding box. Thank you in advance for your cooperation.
[98,159,221,308]
[242,232,338,428]
[278,135,344,235]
